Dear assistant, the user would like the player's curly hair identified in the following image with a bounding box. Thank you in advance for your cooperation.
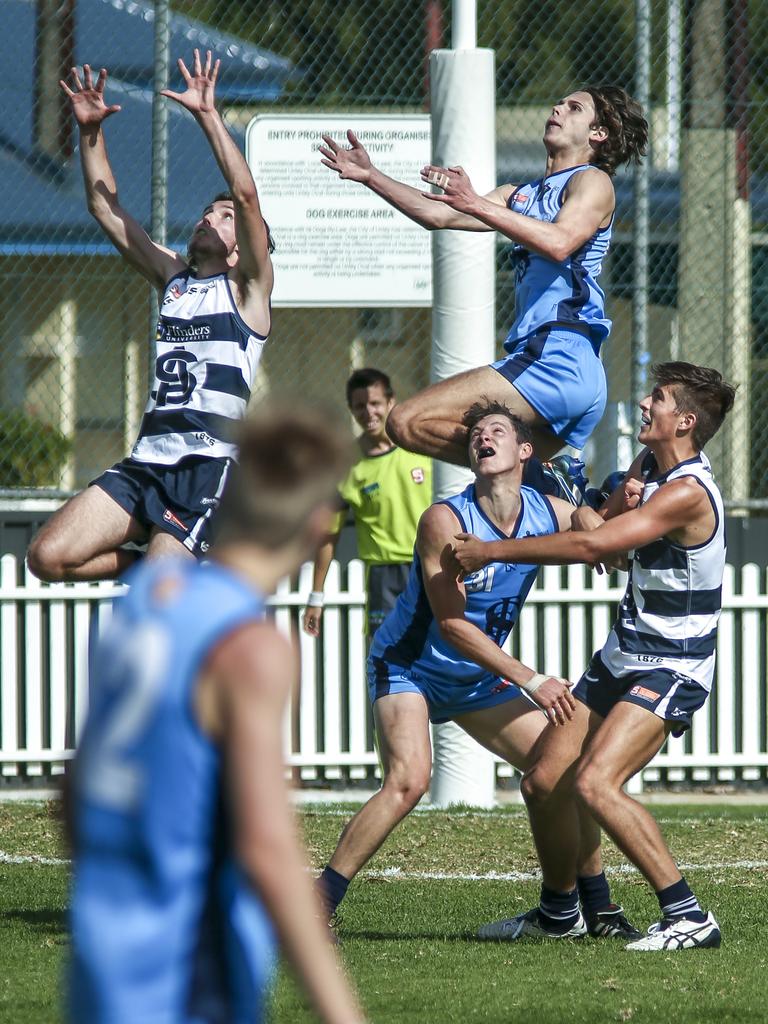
[582,86,648,176]
[462,399,534,446]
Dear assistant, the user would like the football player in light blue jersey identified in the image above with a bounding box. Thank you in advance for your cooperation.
[69,406,367,1024]
[316,401,640,942]
[29,50,274,583]
[320,87,647,465]
[454,363,736,951]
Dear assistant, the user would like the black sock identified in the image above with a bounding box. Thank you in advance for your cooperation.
[317,865,350,916]
[539,884,580,932]
[577,871,612,916]
[656,876,706,922]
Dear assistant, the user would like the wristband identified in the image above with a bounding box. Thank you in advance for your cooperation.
[307,591,325,607]
[520,672,548,695]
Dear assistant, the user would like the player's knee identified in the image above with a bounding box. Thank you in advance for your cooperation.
[26,533,66,582]
[520,763,556,805]
[383,769,430,812]
[573,762,605,810]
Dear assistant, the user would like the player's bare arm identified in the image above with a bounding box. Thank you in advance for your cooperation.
[201,621,366,1024]
[301,529,341,637]
[419,505,574,724]
[161,50,273,331]
[319,129,510,232]
[421,163,614,261]
[454,477,713,572]
[60,64,186,288]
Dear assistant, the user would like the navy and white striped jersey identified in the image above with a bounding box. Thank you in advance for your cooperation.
[600,452,725,691]
[132,270,268,466]
[370,484,558,685]
[504,165,612,349]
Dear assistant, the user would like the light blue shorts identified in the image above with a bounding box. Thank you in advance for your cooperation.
[491,326,607,450]
[368,656,526,724]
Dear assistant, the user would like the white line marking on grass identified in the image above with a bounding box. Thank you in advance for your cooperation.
[365,860,768,883]
[4,848,768,880]
[302,807,529,819]
[299,807,768,826]
[0,850,69,866]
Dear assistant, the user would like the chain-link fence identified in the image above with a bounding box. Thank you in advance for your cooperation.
[3,0,766,506]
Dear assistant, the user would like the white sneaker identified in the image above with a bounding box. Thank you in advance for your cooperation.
[625,912,721,951]
[477,907,587,941]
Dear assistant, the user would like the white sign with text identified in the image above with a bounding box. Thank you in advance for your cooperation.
[246,114,432,306]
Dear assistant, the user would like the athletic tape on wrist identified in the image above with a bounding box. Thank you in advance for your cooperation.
[520,672,548,695]
[308,591,325,608]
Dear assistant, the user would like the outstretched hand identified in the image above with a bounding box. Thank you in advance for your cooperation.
[60,65,121,128]
[318,130,373,183]
[161,49,219,115]
[421,164,481,213]
[452,533,491,577]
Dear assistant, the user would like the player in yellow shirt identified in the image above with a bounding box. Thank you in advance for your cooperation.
[302,368,432,638]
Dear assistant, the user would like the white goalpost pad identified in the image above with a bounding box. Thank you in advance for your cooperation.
[428,46,498,808]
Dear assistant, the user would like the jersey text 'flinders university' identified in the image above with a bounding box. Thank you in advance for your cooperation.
[132,271,268,466]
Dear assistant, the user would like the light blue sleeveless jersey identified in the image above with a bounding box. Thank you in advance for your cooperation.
[504,165,612,349]
[370,484,558,684]
[70,558,275,1024]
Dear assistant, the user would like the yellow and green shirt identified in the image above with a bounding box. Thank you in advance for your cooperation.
[337,447,432,565]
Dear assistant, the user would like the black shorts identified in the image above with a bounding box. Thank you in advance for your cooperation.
[572,652,710,736]
[366,563,411,636]
[91,455,232,558]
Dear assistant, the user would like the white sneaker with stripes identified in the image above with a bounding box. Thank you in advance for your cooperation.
[625,912,721,951]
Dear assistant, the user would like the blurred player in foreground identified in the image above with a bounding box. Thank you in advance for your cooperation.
[302,368,431,641]
[454,363,735,950]
[320,87,647,466]
[317,400,639,942]
[29,49,273,581]
[68,406,367,1023]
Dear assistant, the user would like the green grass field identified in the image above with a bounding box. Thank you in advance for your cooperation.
[1,799,767,1023]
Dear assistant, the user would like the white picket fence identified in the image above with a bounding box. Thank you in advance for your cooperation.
[1,554,767,789]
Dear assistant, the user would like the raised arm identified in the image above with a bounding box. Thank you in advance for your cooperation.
[319,130,509,232]
[419,506,574,724]
[60,65,186,288]
[161,51,273,315]
[421,163,615,261]
[210,622,366,1024]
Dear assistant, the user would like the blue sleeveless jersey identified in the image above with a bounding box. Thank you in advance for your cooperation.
[504,165,612,349]
[370,484,558,684]
[70,558,275,1024]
